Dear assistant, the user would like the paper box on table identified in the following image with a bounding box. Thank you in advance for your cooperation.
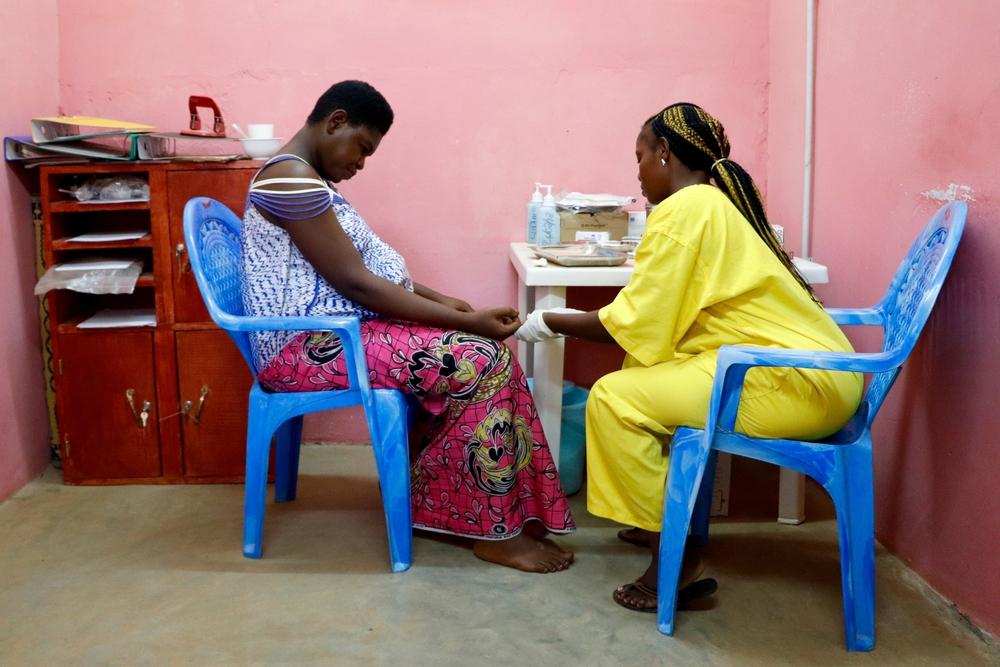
[558,211,629,242]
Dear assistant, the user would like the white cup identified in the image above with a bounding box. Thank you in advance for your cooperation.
[247,123,274,139]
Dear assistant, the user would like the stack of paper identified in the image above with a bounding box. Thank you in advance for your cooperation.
[65,231,149,243]
[78,308,156,329]
[54,259,139,272]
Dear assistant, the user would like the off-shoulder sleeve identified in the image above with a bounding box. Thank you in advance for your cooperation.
[247,177,333,221]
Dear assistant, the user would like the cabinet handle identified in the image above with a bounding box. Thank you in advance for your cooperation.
[176,243,190,274]
[182,385,210,425]
[125,388,152,428]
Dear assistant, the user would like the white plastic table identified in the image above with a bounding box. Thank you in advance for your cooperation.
[509,242,830,524]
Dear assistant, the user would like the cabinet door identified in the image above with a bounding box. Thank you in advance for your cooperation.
[176,329,254,478]
[58,332,161,481]
[168,169,255,323]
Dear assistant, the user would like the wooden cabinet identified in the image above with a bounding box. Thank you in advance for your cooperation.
[40,162,259,484]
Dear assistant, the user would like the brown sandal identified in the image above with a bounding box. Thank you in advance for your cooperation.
[613,578,719,613]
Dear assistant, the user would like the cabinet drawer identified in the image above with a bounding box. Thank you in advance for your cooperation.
[57,332,161,481]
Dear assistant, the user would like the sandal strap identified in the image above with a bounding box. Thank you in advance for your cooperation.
[630,580,658,597]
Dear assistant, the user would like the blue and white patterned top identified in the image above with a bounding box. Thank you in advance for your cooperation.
[240,155,413,371]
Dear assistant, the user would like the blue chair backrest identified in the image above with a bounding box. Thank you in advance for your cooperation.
[861,201,967,425]
[182,197,257,371]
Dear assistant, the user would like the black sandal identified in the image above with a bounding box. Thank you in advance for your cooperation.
[613,577,719,613]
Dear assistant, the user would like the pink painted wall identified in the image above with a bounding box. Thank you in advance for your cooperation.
[10,0,1000,641]
[56,0,771,440]
[0,1,60,502]
[767,1,1000,635]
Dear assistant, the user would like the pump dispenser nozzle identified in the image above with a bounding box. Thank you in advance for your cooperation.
[531,182,543,202]
[542,184,555,205]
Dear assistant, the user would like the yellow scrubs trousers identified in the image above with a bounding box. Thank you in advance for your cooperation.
[585,351,861,531]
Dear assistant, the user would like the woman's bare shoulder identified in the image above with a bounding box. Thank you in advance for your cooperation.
[252,155,324,190]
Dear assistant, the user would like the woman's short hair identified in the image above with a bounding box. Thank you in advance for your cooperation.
[307,80,394,134]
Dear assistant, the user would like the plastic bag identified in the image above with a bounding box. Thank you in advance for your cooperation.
[555,191,636,213]
[58,175,149,202]
[34,260,143,296]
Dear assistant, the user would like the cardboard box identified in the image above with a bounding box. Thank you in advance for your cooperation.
[558,210,629,242]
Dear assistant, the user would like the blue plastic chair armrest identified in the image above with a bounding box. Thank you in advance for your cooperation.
[211,313,362,335]
[824,307,884,326]
[708,345,897,431]
[213,313,370,394]
[717,345,895,375]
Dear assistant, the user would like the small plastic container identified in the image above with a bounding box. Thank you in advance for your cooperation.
[558,381,589,496]
[527,379,589,496]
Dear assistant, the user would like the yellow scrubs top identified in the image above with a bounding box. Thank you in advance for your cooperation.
[587,184,862,531]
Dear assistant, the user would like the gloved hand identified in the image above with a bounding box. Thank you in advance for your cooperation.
[515,308,584,342]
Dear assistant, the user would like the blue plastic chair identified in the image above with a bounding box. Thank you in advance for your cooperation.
[182,197,412,573]
[656,201,967,651]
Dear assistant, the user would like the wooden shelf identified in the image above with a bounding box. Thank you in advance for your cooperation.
[52,236,153,251]
[49,200,150,213]
[172,321,223,331]
[57,312,157,334]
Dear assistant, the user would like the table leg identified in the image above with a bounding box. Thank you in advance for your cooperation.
[778,468,805,524]
[516,282,534,377]
[531,285,566,470]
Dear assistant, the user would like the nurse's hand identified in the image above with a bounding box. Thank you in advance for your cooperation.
[515,308,585,342]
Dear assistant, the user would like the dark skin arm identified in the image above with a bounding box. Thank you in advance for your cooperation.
[544,310,617,344]
[413,282,473,312]
[254,159,517,339]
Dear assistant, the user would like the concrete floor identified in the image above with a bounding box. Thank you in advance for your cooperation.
[0,445,996,666]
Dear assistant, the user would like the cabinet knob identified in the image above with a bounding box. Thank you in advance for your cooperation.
[125,388,152,429]
[176,243,190,274]
[182,385,210,425]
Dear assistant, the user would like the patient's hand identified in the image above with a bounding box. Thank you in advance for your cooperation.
[438,295,474,312]
[465,307,521,340]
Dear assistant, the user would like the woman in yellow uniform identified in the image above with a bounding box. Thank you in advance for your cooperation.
[516,102,862,611]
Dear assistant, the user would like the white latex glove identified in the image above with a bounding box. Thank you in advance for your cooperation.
[515,308,585,342]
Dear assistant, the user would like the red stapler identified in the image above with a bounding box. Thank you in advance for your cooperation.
[180,96,227,137]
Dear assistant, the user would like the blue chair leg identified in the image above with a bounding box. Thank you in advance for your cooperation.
[370,391,413,573]
[275,416,304,503]
[243,394,275,559]
[826,440,876,651]
[690,450,717,545]
[657,428,711,635]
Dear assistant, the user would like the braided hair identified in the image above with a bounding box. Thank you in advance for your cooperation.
[648,103,817,302]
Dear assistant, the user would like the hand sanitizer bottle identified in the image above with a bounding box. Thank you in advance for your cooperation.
[527,182,543,243]
[535,185,560,245]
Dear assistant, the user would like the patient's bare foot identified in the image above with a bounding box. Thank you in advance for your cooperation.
[473,531,573,573]
[525,520,574,561]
